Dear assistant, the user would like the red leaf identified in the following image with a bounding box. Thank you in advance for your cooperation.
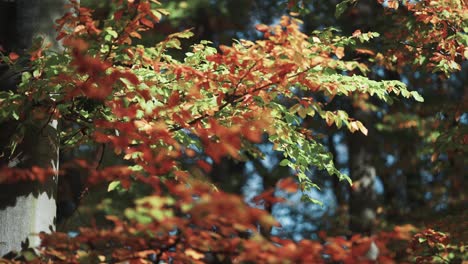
[9,52,19,61]
[140,17,154,28]
[167,91,180,107]
[277,177,298,193]
[197,160,212,173]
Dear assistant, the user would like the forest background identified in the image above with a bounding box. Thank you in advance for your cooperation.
[0,0,466,263]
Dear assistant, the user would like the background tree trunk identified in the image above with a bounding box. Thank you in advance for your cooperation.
[0,120,59,256]
[0,0,66,256]
[348,110,379,235]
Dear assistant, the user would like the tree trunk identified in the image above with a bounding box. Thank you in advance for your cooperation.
[0,0,65,256]
[209,158,246,194]
[348,111,378,236]
[328,133,350,235]
[0,120,59,256]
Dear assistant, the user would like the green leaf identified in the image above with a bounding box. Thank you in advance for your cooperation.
[12,111,19,120]
[335,0,355,18]
[33,69,41,78]
[165,38,182,49]
[279,159,290,166]
[108,29,118,39]
[21,72,31,84]
[301,195,324,206]
[21,250,39,262]
[411,91,424,102]
[108,181,121,192]
[168,29,194,39]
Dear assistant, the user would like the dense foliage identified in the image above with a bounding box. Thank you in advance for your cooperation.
[0,0,466,263]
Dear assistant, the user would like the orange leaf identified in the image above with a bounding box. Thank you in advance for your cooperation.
[335,47,345,59]
[277,178,298,193]
[352,30,362,37]
[255,24,269,33]
[9,52,19,61]
[355,48,375,56]
[140,17,154,28]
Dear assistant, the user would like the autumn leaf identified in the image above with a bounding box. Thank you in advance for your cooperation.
[255,24,269,32]
[335,47,345,59]
[8,52,19,61]
[277,177,299,193]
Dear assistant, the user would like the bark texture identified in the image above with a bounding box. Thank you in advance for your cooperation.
[348,111,379,235]
[0,120,59,256]
[0,0,65,256]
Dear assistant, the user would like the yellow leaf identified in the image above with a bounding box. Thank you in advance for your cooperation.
[185,249,204,260]
[349,121,359,133]
[356,121,368,136]
[335,47,345,59]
